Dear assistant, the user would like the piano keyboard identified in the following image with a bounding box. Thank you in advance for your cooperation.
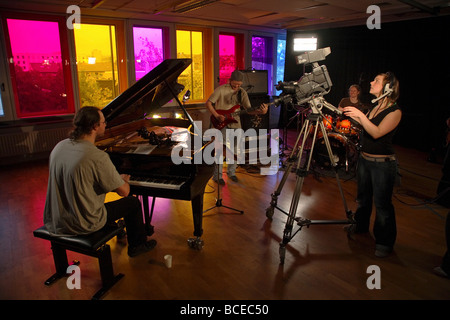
[129,175,187,190]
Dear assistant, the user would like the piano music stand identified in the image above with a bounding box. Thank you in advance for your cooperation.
[203,146,244,215]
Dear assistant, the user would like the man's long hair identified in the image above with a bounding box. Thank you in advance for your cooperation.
[69,106,101,140]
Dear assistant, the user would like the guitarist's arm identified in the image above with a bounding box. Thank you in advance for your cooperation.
[239,90,268,116]
[206,99,225,123]
[246,103,268,115]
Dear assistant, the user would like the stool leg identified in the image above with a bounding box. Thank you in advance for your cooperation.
[92,244,124,300]
[45,242,69,285]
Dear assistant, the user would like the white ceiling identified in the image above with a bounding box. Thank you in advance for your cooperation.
[0,0,449,32]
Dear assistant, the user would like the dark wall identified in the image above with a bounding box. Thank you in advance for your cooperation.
[284,15,450,153]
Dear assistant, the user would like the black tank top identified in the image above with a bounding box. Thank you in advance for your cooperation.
[361,103,401,155]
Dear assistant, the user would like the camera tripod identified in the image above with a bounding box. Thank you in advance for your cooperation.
[265,96,355,264]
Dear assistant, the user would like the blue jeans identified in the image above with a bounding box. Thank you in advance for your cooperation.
[354,156,398,250]
[213,126,240,179]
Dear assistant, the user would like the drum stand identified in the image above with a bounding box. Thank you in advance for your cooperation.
[265,96,355,264]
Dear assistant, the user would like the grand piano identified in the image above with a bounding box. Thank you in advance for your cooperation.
[95,59,214,250]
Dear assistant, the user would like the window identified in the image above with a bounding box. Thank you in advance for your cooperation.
[176,29,203,101]
[276,38,286,95]
[73,20,126,108]
[0,92,4,117]
[132,26,166,81]
[3,15,74,118]
[176,26,212,103]
[218,33,244,85]
[251,35,273,95]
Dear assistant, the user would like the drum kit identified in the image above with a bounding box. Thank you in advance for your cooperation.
[311,112,361,172]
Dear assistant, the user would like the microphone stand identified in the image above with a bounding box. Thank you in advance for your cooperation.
[203,144,244,215]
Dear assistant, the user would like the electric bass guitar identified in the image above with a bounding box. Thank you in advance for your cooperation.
[210,104,266,130]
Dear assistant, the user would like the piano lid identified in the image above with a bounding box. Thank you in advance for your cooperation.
[101,58,192,128]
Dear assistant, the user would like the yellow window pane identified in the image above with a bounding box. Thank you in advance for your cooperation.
[176,30,191,59]
[191,31,204,100]
[176,30,204,101]
[74,24,119,108]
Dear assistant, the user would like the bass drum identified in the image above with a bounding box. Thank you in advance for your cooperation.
[313,132,357,171]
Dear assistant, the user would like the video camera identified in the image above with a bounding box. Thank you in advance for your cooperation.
[273,47,333,106]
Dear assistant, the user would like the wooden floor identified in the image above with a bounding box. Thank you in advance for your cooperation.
[0,129,449,302]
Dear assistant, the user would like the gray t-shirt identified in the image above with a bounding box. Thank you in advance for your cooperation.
[208,84,252,128]
[44,139,124,235]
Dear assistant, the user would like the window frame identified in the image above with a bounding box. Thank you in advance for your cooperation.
[127,20,172,87]
[214,28,247,90]
[0,19,14,121]
[248,31,276,96]
[73,17,127,107]
[175,24,213,104]
[0,11,75,119]
[275,34,287,95]
[217,31,245,86]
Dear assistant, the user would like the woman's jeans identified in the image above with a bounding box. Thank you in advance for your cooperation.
[354,156,398,251]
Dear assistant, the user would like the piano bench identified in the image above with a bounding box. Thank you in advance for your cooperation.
[33,224,125,300]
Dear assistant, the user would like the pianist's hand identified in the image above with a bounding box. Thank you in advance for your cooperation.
[120,174,130,183]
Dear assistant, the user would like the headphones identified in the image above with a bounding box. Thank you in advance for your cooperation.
[383,71,396,95]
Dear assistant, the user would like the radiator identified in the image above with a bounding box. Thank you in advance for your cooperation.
[0,127,70,158]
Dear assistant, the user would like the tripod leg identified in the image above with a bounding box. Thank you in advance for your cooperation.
[266,160,294,219]
[280,170,307,264]
[279,120,318,263]
[317,123,353,220]
[266,119,312,219]
[279,242,287,264]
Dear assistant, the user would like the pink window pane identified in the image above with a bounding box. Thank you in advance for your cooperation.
[219,35,236,85]
[133,27,164,81]
[7,19,71,117]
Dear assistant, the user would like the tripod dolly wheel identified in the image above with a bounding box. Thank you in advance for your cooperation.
[187,237,204,250]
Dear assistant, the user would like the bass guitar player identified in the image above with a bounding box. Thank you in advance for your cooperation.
[205,70,268,184]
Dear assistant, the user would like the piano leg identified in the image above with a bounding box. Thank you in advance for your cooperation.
[141,195,155,236]
[188,194,204,250]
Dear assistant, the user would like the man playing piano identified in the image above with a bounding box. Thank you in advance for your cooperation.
[43,107,157,257]
[205,70,268,184]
